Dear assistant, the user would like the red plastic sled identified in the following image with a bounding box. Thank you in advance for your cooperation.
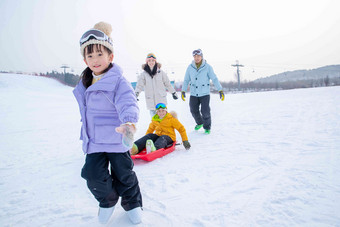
[131,143,176,162]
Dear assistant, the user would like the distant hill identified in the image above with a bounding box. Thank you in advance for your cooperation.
[254,65,340,83]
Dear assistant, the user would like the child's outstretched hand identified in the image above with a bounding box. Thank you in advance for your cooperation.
[115,123,136,149]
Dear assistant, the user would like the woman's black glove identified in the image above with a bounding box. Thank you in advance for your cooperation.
[172,92,178,100]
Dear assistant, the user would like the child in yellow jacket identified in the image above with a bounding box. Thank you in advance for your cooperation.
[130,103,191,155]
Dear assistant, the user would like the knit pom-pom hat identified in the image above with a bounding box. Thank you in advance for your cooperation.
[146,53,157,60]
[80,21,114,57]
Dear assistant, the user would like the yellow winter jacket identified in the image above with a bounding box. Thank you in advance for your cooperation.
[146,112,188,142]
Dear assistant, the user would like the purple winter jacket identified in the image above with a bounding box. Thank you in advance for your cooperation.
[73,64,139,154]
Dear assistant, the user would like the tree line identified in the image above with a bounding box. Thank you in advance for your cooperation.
[219,75,340,93]
[39,71,80,87]
[3,70,339,92]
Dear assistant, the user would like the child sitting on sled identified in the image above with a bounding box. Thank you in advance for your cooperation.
[130,103,191,155]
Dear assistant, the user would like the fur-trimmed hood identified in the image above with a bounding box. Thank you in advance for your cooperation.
[169,111,177,119]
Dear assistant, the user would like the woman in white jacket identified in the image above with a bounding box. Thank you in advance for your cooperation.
[135,53,178,116]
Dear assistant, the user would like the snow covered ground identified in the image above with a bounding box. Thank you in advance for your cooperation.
[1,73,339,227]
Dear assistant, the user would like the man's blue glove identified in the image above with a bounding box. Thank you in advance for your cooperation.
[219,90,225,101]
[181,91,186,101]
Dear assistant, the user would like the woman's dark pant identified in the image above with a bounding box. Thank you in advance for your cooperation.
[134,133,173,152]
[81,151,142,211]
[189,95,211,130]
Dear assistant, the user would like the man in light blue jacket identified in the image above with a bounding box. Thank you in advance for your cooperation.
[181,49,225,134]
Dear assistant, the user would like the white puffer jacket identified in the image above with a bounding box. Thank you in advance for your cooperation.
[135,63,176,110]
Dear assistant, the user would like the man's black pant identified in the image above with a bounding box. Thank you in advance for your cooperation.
[189,95,211,130]
[134,133,173,152]
[81,151,142,211]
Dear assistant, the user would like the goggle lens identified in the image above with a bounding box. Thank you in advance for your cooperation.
[155,103,166,110]
[79,29,113,46]
[192,49,202,56]
[147,54,156,59]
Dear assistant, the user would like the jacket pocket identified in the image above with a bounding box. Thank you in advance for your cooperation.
[93,117,121,144]
[94,124,122,144]
[190,83,196,91]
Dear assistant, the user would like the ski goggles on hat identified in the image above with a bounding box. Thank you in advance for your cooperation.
[147,53,157,59]
[192,49,202,56]
[155,103,167,110]
[79,29,113,46]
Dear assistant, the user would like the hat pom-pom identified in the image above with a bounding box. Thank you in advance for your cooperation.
[93,21,112,37]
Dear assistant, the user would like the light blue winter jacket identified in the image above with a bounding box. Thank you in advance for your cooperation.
[73,64,139,154]
[182,59,222,97]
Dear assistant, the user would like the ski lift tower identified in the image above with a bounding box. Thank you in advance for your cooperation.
[231,60,244,91]
[61,64,70,74]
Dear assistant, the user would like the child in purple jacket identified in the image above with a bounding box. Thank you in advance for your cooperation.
[73,22,142,225]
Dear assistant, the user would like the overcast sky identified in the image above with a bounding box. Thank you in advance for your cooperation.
[1,0,339,82]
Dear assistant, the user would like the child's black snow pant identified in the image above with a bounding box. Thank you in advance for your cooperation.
[81,151,142,211]
[189,95,211,130]
[134,133,173,152]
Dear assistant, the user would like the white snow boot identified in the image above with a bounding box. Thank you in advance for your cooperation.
[127,207,142,224]
[146,139,156,154]
[98,206,115,224]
